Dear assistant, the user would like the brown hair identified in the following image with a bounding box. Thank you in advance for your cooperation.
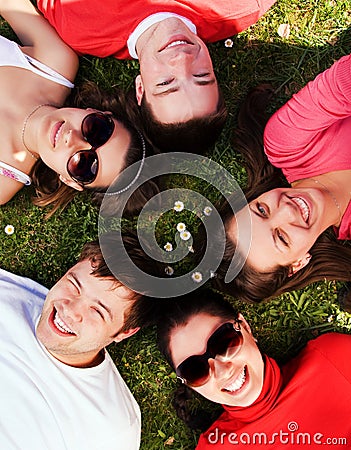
[139,87,227,154]
[78,231,163,332]
[212,84,351,303]
[31,82,160,217]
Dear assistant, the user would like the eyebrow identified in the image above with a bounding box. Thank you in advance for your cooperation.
[97,299,113,321]
[71,272,113,320]
[153,78,216,97]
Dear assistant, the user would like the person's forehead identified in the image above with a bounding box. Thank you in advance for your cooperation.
[170,314,223,366]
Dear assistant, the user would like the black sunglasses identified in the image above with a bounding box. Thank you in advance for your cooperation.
[66,112,115,185]
[176,322,243,387]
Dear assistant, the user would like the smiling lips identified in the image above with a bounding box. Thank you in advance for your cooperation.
[52,122,64,147]
[53,309,75,335]
[160,35,193,52]
[222,366,247,393]
[290,197,310,223]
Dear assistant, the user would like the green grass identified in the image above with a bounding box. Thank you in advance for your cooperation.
[1,1,351,448]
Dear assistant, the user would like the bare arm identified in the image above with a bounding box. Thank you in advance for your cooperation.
[0,0,78,82]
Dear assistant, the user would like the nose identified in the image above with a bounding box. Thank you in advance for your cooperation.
[271,198,301,226]
[61,298,83,322]
[209,357,233,379]
[167,46,197,68]
[64,129,87,150]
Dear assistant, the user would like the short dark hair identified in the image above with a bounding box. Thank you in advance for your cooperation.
[139,87,227,154]
[78,232,163,332]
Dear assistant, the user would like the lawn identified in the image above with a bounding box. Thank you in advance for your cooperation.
[1,1,351,449]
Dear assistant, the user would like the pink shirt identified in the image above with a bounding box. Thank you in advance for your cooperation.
[264,54,351,239]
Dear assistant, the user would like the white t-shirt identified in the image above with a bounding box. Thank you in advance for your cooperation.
[0,268,141,450]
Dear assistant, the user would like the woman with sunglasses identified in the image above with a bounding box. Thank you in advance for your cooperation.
[0,0,152,215]
[157,290,351,449]
[212,52,351,308]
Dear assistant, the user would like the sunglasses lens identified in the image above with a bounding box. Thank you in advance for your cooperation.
[176,323,243,387]
[177,356,210,388]
[82,112,115,148]
[67,151,98,184]
[209,323,243,356]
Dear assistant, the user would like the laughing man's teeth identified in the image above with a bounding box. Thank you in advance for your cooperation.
[54,311,75,334]
[166,40,188,49]
[223,367,246,392]
[293,197,310,222]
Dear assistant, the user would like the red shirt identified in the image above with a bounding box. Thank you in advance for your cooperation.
[37,0,276,58]
[197,333,351,449]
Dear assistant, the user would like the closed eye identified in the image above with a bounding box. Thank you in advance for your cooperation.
[193,73,210,78]
[91,306,105,320]
[157,78,174,86]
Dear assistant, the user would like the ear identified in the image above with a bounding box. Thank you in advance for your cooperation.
[288,253,312,276]
[135,75,144,106]
[113,327,140,344]
[59,175,84,191]
[237,313,252,335]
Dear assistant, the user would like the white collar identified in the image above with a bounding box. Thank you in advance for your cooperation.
[127,12,197,59]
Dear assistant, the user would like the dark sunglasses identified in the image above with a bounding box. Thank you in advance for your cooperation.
[176,322,243,387]
[66,112,115,185]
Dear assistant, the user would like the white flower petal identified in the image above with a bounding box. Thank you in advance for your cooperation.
[176,222,186,232]
[164,242,173,252]
[180,230,191,241]
[4,225,14,235]
[174,201,184,212]
[191,272,203,283]
[277,23,290,39]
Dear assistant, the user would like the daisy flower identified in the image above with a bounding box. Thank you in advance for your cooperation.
[164,242,173,252]
[174,201,184,212]
[180,230,191,241]
[176,222,186,232]
[191,272,203,283]
[203,206,213,216]
[4,225,14,235]
[225,39,233,48]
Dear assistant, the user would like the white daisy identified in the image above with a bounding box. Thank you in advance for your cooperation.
[180,230,191,241]
[176,222,186,232]
[164,242,173,252]
[203,206,213,216]
[225,39,233,48]
[191,272,203,283]
[174,201,184,212]
[4,225,14,235]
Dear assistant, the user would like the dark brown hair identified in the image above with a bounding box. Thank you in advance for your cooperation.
[139,87,227,154]
[78,231,163,332]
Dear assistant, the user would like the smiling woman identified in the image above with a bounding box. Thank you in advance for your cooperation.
[0,0,157,216]
[157,290,351,449]
[211,54,351,307]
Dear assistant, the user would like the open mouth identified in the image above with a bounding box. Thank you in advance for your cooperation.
[52,308,76,335]
[159,35,193,52]
[222,366,247,393]
[291,196,310,223]
[52,122,64,147]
